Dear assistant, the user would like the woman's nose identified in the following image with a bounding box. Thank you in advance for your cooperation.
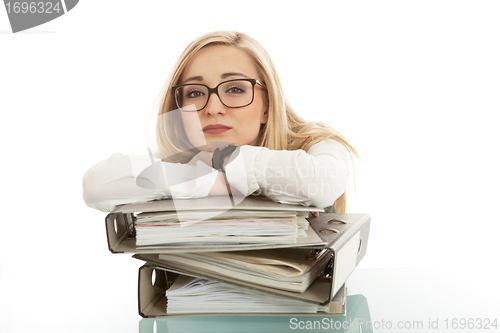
[204,92,226,116]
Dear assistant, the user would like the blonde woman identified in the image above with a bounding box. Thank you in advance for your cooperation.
[83,31,357,214]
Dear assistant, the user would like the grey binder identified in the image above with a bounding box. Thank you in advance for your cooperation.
[105,195,363,254]
[137,264,347,318]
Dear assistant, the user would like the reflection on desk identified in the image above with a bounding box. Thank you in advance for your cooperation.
[138,294,371,333]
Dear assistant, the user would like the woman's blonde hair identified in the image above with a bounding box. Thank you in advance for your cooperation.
[155,31,359,213]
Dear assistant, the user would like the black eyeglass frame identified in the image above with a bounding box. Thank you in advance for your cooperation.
[171,78,265,112]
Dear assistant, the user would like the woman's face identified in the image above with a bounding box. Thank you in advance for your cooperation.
[179,45,268,151]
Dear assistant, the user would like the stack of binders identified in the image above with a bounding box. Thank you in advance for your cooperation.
[104,195,370,317]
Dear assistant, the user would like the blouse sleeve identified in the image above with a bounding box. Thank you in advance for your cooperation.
[224,139,349,209]
[82,152,218,212]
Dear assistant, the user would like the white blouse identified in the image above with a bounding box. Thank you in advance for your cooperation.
[82,139,348,212]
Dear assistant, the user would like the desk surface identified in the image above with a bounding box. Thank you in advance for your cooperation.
[1,265,499,333]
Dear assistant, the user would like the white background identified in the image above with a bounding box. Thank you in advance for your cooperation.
[1,1,499,278]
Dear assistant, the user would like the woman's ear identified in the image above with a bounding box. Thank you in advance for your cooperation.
[261,110,269,124]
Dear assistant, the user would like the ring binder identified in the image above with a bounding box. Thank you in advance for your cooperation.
[138,264,347,318]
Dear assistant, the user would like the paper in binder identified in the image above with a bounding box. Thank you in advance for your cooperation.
[166,275,330,314]
[155,247,333,293]
[134,209,309,248]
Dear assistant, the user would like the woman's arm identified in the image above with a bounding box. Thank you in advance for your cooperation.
[82,139,348,212]
[224,139,349,209]
[82,152,218,212]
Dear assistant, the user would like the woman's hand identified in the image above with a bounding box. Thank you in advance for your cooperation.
[310,211,319,217]
[189,146,239,197]
[188,145,233,169]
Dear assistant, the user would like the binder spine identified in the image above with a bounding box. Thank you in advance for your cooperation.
[322,214,370,299]
[138,264,178,318]
[105,212,136,253]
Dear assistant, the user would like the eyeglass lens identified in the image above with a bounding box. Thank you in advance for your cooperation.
[175,80,254,111]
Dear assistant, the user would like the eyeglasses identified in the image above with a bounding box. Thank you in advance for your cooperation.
[171,78,264,112]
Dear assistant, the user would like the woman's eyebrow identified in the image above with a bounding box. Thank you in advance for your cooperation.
[182,72,250,84]
[182,75,203,83]
[221,72,250,79]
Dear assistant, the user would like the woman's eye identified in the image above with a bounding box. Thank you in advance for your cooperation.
[225,86,245,94]
[186,90,204,99]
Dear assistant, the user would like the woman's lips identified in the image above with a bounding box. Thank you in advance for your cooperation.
[203,124,232,134]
